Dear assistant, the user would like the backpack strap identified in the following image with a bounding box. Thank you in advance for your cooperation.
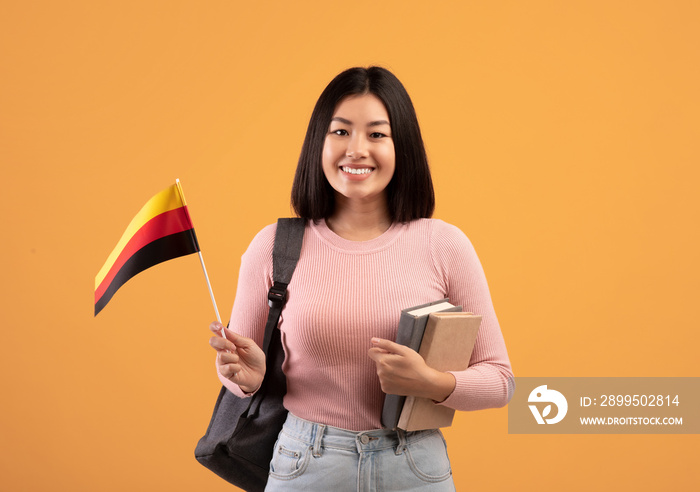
[261,218,305,354]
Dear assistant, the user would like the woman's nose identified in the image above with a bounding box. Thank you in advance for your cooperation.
[346,134,369,159]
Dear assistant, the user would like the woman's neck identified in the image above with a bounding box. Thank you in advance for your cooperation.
[326,196,392,241]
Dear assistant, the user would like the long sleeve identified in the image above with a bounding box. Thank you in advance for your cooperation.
[216,223,277,397]
[212,218,513,430]
[430,220,514,410]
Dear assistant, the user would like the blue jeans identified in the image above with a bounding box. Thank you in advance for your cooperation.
[265,413,456,491]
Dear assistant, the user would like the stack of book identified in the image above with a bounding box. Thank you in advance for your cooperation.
[381,299,481,431]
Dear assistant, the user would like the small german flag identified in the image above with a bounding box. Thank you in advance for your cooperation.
[94,181,200,316]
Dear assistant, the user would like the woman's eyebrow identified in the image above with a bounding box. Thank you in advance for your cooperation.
[331,116,352,125]
[330,116,390,127]
[368,120,390,127]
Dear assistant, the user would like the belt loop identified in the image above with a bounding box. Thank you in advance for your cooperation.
[395,428,407,455]
[312,423,326,458]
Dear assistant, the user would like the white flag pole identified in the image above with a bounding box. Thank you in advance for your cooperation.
[175,179,223,334]
[197,251,222,324]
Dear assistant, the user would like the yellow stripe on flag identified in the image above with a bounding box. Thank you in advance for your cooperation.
[95,184,184,289]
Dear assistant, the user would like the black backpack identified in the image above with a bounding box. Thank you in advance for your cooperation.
[195,218,305,491]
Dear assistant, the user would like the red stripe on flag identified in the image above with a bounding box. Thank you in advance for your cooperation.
[94,206,195,302]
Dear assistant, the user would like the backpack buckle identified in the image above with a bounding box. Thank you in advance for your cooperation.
[268,281,288,308]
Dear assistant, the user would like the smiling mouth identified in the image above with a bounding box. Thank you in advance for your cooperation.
[341,166,374,175]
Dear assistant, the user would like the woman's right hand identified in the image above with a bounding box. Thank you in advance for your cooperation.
[209,321,266,394]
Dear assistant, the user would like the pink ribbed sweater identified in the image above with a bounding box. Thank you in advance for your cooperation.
[218,218,513,431]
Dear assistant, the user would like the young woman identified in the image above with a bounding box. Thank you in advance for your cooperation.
[209,66,513,491]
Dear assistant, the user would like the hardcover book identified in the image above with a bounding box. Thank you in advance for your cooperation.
[381,299,461,429]
[397,312,482,431]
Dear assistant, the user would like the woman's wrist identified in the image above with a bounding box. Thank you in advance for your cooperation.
[424,370,456,403]
[238,380,262,395]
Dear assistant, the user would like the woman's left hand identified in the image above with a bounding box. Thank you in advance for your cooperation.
[368,338,456,403]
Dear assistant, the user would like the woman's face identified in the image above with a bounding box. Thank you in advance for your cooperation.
[322,93,396,207]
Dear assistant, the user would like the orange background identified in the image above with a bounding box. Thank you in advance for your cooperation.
[1,1,698,490]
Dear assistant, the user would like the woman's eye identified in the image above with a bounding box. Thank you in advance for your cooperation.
[370,132,387,139]
[331,129,348,136]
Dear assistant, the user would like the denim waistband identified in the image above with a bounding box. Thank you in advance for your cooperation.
[281,413,441,456]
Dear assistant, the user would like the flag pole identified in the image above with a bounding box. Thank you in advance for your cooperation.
[175,179,223,328]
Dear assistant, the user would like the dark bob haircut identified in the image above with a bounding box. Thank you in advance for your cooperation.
[291,66,435,223]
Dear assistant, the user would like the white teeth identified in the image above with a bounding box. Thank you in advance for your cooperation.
[341,166,373,175]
